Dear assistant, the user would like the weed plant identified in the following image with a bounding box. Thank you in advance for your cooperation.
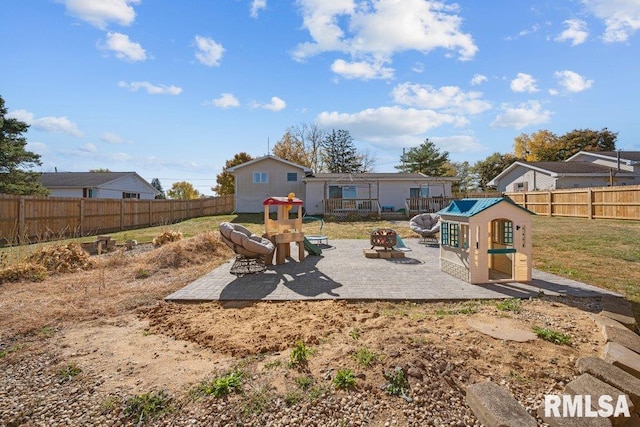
[196,370,244,397]
[496,298,522,313]
[352,347,379,368]
[125,390,172,424]
[533,326,572,345]
[332,369,356,390]
[289,340,315,368]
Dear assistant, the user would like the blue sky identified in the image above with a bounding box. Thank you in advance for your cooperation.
[2,0,639,195]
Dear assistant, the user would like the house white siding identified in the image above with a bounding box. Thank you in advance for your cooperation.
[233,157,307,213]
[48,188,84,198]
[98,175,157,199]
[499,167,556,192]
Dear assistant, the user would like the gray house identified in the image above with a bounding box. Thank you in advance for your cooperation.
[488,151,640,192]
[39,172,160,199]
[226,155,312,213]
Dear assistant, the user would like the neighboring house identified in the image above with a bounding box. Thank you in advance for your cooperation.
[303,172,457,216]
[226,155,312,213]
[488,151,640,192]
[39,172,160,200]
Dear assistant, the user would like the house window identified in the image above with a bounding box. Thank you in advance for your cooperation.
[410,187,429,198]
[515,182,525,191]
[122,192,140,199]
[287,172,298,182]
[328,185,357,199]
[253,172,268,183]
[83,188,96,198]
[441,221,459,248]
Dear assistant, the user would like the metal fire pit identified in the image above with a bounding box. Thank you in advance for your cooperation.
[370,228,397,250]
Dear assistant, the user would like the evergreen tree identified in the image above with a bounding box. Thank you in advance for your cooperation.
[397,139,450,176]
[322,129,363,173]
[0,95,48,195]
[151,177,166,199]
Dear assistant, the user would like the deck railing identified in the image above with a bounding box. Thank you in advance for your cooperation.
[405,197,454,215]
[323,198,377,218]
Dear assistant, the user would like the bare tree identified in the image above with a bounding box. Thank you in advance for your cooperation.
[287,122,326,172]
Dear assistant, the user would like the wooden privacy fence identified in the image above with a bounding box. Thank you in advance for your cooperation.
[505,185,640,220]
[0,194,234,245]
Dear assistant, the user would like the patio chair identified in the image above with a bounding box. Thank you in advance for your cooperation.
[219,222,275,275]
[409,213,441,245]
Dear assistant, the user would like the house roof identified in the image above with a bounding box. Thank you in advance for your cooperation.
[226,155,312,173]
[304,172,458,182]
[438,197,532,218]
[566,151,640,164]
[487,160,630,186]
[39,172,160,195]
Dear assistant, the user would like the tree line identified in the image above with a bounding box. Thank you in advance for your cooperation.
[0,94,618,198]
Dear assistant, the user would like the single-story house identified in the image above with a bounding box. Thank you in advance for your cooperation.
[39,172,160,200]
[488,151,640,192]
[226,155,312,213]
[227,155,458,216]
[303,172,457,216]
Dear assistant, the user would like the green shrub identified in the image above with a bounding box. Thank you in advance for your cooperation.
[533,326,571,345]
[352,347,379,368]
[333,369,356,390]
[384,367,409,397]
[289,341,315,368]
[125,390,172,423]
[197,370,243,397]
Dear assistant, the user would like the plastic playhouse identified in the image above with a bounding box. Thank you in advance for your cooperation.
[263,194,306,265]
[438,197,533,284]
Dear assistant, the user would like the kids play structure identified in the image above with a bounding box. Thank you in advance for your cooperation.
[438,197,533,284]
[263,194,307,265]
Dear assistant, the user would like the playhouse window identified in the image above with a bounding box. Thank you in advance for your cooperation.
[441,221,459,248]
[492,220,513,245]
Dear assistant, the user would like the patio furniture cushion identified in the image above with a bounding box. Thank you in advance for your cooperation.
[409,213,441,239]
[219,222,274,258]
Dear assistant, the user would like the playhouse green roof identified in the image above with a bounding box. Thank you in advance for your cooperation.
[438,197,532,218]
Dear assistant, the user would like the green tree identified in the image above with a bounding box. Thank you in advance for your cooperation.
[322,129,363,173]
[167,181,200,199]
[397,139,450,176]
[447,161,475,193]
[151,178,166,199]
[212,152,253,196]
[557,128,617,160]
[471,152,518,190]
[0,95,48,195]
[272,131,310,166]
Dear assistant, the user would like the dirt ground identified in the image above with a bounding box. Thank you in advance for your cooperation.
[0,233,609,425]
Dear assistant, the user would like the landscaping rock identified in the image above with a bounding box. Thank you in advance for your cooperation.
[466,318,537,342]
[537,401,612,427]
[465,381,537,427]
[564,373,633,426]
[604,342,640,379]
[600,298,637,329]
[577,356,640,409]
[603,324,640,356]
[593,314,634,333]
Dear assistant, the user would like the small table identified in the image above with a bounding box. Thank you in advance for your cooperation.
[306,235,328,245]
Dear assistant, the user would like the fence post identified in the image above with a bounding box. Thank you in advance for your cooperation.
[547,191,552,216]
[120,199,125,231]
[80,199,85,235]
[149,200,153,227]
[587,188,593,219]
[18,197,25,243]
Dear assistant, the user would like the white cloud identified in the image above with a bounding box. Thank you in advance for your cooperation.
[331,59,394,80]
[262,96,286,111]
[431,135,486,154]
[510,73,538,93]
[194,35,225,67]
[490,101,552,130]
[211,93,240,108]
[60,0,139,29]
[556,19,589,45]
[391,82,491,115]
[317,106,462,143]
[293,0,477,80]
[470,74,487,85]
[582,0,640,42]
[554,70,594,92]
[250,0,267,18]
[79,143,97,153]
[101,32,146,61]
[100,132,131,144]
[26,141,49,154]
[117,81,183,95]
[8,109,84,137]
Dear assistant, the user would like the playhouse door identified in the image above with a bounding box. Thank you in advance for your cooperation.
[487,219,515,281]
